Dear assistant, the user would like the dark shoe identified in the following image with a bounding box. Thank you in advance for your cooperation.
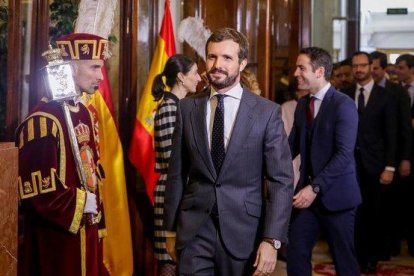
[360,262,377,274]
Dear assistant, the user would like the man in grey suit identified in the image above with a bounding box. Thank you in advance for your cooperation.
[163,28,294,275]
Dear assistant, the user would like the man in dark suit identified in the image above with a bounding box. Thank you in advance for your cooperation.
[343,51,397,274]
[287,47,361,276]
[395,53,414,256]
[371,51,412,258]
[163,28,294,275]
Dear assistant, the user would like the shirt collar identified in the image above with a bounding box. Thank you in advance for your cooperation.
[377,77,386,88]
[357,78,374,92]
[312,83,331,101]
[209,83,243,100]
[402,80,414,87]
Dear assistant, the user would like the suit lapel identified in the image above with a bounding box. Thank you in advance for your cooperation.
[364,84,380,112]
[190,91,217,179]
[312,87,334,131]
[219,89,257,177]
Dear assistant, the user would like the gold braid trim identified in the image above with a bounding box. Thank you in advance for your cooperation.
[98,228,107,239]
[69,188,86,234]
[80,226,86,276]
[21,112,67,185]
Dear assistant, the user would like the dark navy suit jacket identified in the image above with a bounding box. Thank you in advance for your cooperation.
[289,86,362,211]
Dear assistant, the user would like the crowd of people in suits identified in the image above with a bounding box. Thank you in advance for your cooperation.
[276,50,414,275]
[151,25,414,275]
[338,51,414,274]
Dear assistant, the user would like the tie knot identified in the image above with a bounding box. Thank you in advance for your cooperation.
[309,96,315,104]
[215,94,225,102]
[404,84,411,90]
[359,87,365,93]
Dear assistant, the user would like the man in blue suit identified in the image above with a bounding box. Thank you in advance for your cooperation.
[287,47,361,276]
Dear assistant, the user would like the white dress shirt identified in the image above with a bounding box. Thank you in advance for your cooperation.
[206,84,243,150]
[402,80,414,106]
[355,79,374,108]
[310,83,331,118]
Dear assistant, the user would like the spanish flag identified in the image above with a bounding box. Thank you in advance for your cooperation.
[129,0,176,204]
[85,66,133,275]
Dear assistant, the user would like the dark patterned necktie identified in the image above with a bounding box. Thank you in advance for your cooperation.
[358,87,365,115]
[211,94,226,173]
[306,96,315,123]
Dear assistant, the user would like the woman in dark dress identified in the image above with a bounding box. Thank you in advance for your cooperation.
[152,54,201,275]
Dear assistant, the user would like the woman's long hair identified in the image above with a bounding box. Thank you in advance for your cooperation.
[152,54,196,101]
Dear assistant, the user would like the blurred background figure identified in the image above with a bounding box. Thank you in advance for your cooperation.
[386,63,400,84]
[281,78,309,188]
[152,54,201,276]
[274,66,290,104]
[330,62,341,89]
[335,58,354,91]
[395,53,414,257]
[240,69,261,95]
[371,50,412,261]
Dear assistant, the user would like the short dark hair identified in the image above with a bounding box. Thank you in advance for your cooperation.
[340,58,352,67]
[352,51,372,64]
[396,54,414,68]
[152,54,196,101]
[299,47,333,81]
[206,28,249,62]
[371,51,387,69]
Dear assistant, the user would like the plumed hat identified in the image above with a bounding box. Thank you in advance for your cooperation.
[55,33,110,61]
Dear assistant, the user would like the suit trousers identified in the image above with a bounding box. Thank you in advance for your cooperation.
[287,203,359,276]
[178,215,254,276]
[391,173,414,253]
[354,167,381,266]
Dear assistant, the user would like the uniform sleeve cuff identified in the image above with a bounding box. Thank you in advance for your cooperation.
[69,188,86,234]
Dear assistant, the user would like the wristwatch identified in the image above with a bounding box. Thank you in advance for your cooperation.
[311,184,320,194]
[263,238,281,250]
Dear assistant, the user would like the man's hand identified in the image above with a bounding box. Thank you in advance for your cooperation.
[380,170,394,185]
[252,241,277,276]
[165,231,177,262]
[292,185,317,209]
[399,160,411,177]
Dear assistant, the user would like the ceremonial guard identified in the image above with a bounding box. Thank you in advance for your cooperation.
[16,33,109,276]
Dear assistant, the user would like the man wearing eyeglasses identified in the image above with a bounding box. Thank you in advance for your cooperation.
[343,51,397,274]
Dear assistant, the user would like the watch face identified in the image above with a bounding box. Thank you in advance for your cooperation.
[313,185,320,194]
[274,239,281,250]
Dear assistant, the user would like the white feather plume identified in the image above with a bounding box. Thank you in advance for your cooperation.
[74,0,117,39]
[178,17,211,61]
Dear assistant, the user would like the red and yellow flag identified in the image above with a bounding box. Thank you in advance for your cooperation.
[85,66,133,275]
[129,0,176,204]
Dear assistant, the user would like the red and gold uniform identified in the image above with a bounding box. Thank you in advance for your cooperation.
[16,99,106,276]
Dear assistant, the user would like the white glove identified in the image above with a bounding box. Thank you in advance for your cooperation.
[84,191,98,214]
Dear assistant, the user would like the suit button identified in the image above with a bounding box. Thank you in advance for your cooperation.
[215,183,221,187]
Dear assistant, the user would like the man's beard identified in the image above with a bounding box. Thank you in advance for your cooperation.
[354,71,371,83]
[207,68,239,90]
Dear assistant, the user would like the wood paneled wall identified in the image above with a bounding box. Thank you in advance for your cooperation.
[183,0,310,100]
